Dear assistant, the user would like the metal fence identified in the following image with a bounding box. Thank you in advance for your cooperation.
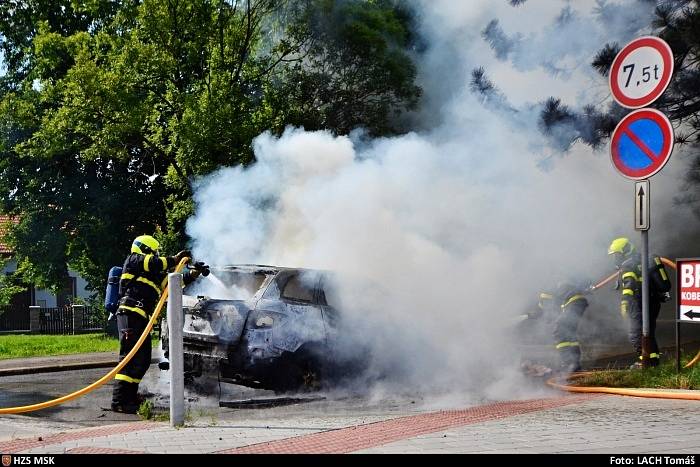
[39,307,74,334]
[82,307,106,331]
[0,306,30,332]
[39,306,107,334]
[0,305,106,334]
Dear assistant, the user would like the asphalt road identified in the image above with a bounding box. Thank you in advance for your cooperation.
[2,297,699,429]
[0,365,281,426]
[0,365,485,430]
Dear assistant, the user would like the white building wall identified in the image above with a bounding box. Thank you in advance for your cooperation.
[70,269,92,301]
[34,289,55,308]
[2,259,92,307]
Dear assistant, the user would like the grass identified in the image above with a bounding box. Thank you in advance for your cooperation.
[0,333,160,359]
[573,359,700,389]
[138,400,209,425]
[137,400,170,422]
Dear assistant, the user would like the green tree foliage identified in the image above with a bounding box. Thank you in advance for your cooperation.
[0,0,421,297]
[539,1,700,165]
[270,0,421,136]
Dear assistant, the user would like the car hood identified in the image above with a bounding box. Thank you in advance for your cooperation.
[182,297,251,346]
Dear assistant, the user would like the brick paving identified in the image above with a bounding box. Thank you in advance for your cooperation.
[3,393,700,454]
[357,395,700,454]
[66,447,143,454]
[0,422,157,454]
[220,394,595,454]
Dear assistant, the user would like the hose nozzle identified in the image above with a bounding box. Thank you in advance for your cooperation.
[189,261,210,277]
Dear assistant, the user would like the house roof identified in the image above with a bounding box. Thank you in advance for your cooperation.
[0,215,17,255]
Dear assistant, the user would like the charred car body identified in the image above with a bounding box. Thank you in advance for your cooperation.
[162,265,360,391]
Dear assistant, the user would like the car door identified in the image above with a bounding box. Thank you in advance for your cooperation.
[270,270,326,353]
[317,273,340,334]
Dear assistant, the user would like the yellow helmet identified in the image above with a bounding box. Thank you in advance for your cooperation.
[608,237,635,256]
[131,235,160,255]
[538,292,554,310]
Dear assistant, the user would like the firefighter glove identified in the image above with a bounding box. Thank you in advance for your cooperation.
[175,250,192,263]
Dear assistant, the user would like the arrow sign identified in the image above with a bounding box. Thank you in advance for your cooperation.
[635,180,649,231]
[684,310,700,320]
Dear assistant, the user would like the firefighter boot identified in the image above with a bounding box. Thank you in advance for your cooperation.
[111,381,140,414]
[557,345,581,373]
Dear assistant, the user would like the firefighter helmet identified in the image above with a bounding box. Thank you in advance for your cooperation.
[538,292,555,310]
[131,235,160,255]
[608,237,635,257]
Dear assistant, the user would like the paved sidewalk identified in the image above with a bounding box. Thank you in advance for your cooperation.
[1,393,699,454]
[0,351,160,376]
[358,395,700,454]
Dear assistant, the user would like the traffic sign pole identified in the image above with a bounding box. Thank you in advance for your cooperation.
[634,180,652,367]
[641,229,651,367]
[676,307,681,372]
[609,36,675,369]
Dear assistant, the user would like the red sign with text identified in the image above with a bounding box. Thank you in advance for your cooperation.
[678,259,700,322]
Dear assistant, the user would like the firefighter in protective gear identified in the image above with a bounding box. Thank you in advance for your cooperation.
[111,235,203,413]
[552,283,589,373]
[529,292,557,321]
[518,292,558,340]
[518,291,558,378]
[608,237,670,368]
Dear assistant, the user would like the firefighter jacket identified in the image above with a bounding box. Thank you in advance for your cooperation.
[118,253,185,319]
[554,290,588,354]
[618,253,671,316]
[619,254,642,317]
[560,291,588,314]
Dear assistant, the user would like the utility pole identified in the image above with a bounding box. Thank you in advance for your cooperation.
[168,273,184,427]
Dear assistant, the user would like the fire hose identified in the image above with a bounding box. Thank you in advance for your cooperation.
[589,257,700,369]
[0,257,190,414]
[546,371,700,400]
[1,256,696,411]
[589,257,678,290]
[543,257,700,399]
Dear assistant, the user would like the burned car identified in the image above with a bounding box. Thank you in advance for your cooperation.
[162,265,361,391]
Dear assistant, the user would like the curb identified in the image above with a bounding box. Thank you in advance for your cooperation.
[0,358,160,377]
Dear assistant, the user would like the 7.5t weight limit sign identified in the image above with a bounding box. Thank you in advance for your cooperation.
[610,36,674,109]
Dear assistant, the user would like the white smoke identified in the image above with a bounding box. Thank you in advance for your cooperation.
[185,0,698,400]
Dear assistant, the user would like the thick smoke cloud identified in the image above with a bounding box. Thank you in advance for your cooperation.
[481,2,656,78]
[186,0,698,400]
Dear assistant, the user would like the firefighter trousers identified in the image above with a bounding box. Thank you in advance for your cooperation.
[628,299,660,359]
[111,311,152,407]
[553,308,584,371]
